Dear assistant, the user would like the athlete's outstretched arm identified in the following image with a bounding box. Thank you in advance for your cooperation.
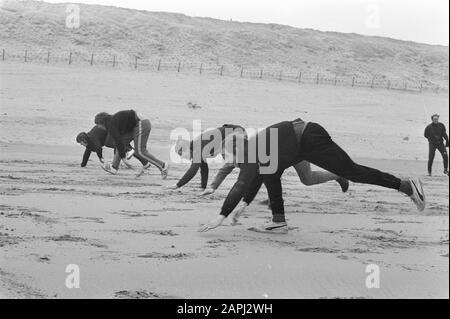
[220,163,259,217]
[199,163,258,232]
[176,162,201,188]
[81,149,91,167]
[443,124,449,146]
[210,163,236,190]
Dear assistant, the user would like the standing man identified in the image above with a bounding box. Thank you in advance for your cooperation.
[424,114,449,176]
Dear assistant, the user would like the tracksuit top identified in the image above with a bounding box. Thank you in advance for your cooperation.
[105,110,140,158]
[424,123,449,146]
[220,119,306,217]
[81,126,114,167]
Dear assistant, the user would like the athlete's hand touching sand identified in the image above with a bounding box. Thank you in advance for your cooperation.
[122,158,133,169]
[198,215,226,232]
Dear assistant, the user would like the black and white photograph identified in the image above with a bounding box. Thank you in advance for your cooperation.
[0,0,448,302]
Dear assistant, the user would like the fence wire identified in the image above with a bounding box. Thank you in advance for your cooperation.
[2,48,447,94]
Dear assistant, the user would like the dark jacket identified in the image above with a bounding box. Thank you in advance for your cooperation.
[219,120,301,217]
[424,123,449,146]
[80,126,129,167]
[105,110,140,158]
[81,126,109,167]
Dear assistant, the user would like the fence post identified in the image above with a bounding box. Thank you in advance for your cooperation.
[2,49,5,61]
[298,71,302,83]
[219,65,224,76]
[316,73,319,85]
[112,55,116,67]
[47,51,50,63]
[334,75,338,86]
[177,61,181,72]
[90,53,94,66]
[404,82,407,91]
[387,80,391,90]
[157,59,161,71]
[199,63,203,75]
[69,52,72,64]
[279,71,282,81]
[352,76,355,87]
[240,67,244,78]
[134,56,138,69]
[420,82,423,92]
[260,69,263,79]
[24,50,27,62]
[371,76,375,88]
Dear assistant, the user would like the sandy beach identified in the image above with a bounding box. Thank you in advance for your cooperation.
[0,62,448,298]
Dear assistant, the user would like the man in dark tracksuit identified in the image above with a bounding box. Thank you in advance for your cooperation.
[199,118,426,234]
[94,110,168,178]
[76,126,148,167]
[170,124,246,190]
[76,126,107,167]
[424,114,449,176]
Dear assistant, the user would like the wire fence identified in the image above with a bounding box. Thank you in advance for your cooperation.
[2,48,448,94]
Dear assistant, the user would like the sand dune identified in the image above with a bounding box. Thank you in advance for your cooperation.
[0,0,448,88]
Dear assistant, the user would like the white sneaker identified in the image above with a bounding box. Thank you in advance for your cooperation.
[409,178,426,211]
[135,163,151,178]
[101,162,118,175]
[126,149,135,160]
[248,221,288,234]
[160,162,169,180]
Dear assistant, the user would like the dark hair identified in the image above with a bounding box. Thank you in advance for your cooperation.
[431,114,440,120]
[94,112,110,125]
[76,132,89,144]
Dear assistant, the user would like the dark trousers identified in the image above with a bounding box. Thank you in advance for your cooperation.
[176,160,209,189]
[428,142,448,173]
[265,122,402,223]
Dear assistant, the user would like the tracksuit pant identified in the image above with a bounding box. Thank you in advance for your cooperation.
[267,122,402,223]
[428,142,448,174]
[112,119,165,170]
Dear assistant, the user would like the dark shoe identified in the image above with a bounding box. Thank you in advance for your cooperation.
[337,177,349,192]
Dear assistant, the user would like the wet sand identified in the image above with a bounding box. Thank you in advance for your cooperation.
[0,62,448,298]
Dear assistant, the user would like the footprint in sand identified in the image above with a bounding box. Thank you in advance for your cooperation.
[114,290,178,299]
[137,252,193,260]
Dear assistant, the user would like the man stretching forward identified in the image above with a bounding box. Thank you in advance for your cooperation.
[199,118,426,234]
[94,110,169,178]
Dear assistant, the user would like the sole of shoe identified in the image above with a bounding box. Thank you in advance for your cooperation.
[248,226,288,235]
[410,178,425,211]
[101,166,117,175]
